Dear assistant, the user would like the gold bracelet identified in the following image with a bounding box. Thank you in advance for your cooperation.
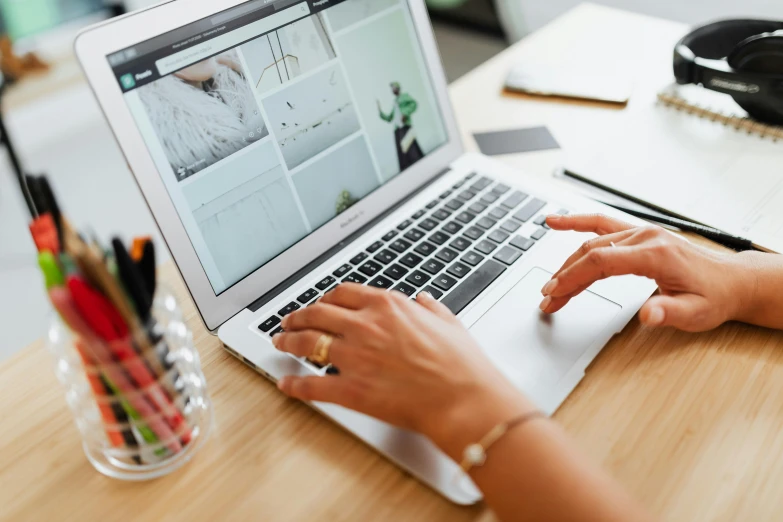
[459,411,547,473]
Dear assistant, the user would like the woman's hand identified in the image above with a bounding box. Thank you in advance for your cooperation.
[542,213,760,332]
[271,285,531,460]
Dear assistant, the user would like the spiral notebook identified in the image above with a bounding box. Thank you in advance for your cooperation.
[566,84,783,253]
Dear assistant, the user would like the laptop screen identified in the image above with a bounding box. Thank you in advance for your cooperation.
[107,0,448,295]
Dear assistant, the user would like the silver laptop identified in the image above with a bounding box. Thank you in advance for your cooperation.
[76,0,656,504]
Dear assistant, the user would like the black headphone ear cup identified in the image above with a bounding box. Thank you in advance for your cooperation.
[732,96,783,126]
[727,33,783,72]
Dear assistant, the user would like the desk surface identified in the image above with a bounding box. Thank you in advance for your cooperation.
[4,4,783,521]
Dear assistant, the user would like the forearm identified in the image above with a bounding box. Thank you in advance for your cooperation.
[427,389,652,522]
[732,252,783,329]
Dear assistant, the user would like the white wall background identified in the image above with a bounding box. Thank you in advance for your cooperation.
[515,0,781,35]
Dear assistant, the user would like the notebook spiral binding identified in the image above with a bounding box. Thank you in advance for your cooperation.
[657,90,783,142]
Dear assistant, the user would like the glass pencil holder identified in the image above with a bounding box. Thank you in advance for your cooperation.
[46,287,213,481]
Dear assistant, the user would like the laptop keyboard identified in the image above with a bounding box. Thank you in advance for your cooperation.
[257,173,568,338]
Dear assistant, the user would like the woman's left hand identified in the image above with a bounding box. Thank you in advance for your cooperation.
[271,284,531,459]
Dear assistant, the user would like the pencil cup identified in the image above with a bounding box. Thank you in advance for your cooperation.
[46,287,213,481]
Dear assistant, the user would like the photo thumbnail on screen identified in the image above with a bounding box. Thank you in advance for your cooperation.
[137,49,269,181]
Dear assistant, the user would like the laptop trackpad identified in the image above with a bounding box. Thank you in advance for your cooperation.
[469,267,621,409]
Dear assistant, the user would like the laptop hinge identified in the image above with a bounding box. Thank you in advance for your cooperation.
[247,167,452,313]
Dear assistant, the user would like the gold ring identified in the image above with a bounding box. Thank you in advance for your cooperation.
[309,334,334,366]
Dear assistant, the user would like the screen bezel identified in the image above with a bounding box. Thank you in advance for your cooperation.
[74,0,463,331]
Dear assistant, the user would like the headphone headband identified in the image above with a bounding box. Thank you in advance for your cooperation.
[673,19,783,125]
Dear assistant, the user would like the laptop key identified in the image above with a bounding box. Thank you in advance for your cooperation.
[461,251,485,267]
[470,176,493,192]
[449,237,472,252]
[458,189,477,201]
[350,252,368,265]
[476,216,497,230]
[359,261,383,276]
[343,272,368,284]
[532,228,548,240]
[412,209,427,219]
[425,200,439,209]
[414,241,437,257]
[480,192,500,204]
[404,228,425,242]
[382,230,398,242]
[436,247,459,263]
[269,326,285,337]
[464,226,485,240]
[258,316,281,333]
[374,249,397,265]
[488,229,510,244]
[439,190,452,199]
[297,288,319,304]
[475,240,498,255]
[465,172,477,179]
[468,202,488,214]
[455,211,477,224]
[368,275,394,289]
[494,246,523,266]
[533,215,547,226]
[419,218,438,231]
[422,259,446,275]
[429,231,450,245]
[445,199,464,211]
[397,219,413,230]
[315,276,336,290]
[432,273,458,292]
[513,198,547,222]
[400,252,424,268]
[510,235,535,251]
[452,179,465,189]
[501,191,528,209]
[333,264,352,278]
[393,282,417,297]
[443,221,463,234]
[441,260,506,315]
[448,262,471,279]
[489,207,509,220]
[366,241,384,253]
[278,302,301,317]
[421,286,443,300]
[383,264,409,281]
[432,209,451,221]
[500,220,521,233]
[492,183,511,195]
[406,270,431,287]
[389,239,412,253]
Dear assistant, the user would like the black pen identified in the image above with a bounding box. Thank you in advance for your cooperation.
[603,202,755,252]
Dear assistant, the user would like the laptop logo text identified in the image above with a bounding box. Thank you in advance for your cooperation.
[339,210,364,229]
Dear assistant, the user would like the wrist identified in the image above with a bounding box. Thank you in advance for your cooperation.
[727,251,765,324]
[421,381,535,463]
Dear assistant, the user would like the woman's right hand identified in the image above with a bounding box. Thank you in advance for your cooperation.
[541,214,760,332]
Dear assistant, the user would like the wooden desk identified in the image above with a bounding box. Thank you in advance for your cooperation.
[4,4,783,521]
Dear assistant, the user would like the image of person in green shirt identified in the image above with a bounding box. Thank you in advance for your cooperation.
[377,82,425,172]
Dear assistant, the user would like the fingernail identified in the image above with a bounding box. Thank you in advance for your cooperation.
[417,291,432,300]
[546,214,561,221]
[281,315,290,328]
[539,296,552,312]
[277,377,287,390]
[271,333,281,347]
[647,306,665,326]
[542,279,558,296]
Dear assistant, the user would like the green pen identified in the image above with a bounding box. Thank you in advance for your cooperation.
[38,252,65,289]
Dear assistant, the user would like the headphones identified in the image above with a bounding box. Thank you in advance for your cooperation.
[674,19,783,125]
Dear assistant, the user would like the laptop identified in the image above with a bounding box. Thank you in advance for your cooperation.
[75,0,656,504]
